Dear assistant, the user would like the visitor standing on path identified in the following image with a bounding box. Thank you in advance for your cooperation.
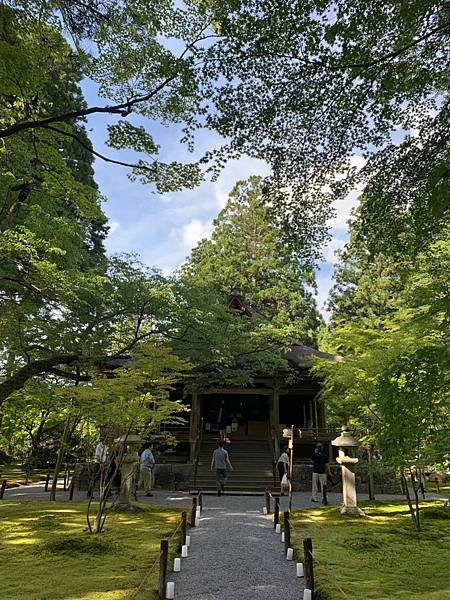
[211,440,233,496]
[139,442,155,497]
[311,443,331,504]
[87,436,108,498]
[277,446,290,495]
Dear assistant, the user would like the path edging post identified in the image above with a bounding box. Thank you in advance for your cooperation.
[159,539,169,599]
[274,496,280,529]
[303,537,314,597]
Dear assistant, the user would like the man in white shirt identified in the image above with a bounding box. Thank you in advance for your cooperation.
[87,437,108,498]
[139,442,155,497]
[95,440,108,464]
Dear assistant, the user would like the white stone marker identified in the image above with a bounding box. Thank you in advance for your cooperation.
[263,506,268,515]
[275,523,281,534]
[186,535,191,547]
[281,532,285,543]
[181,545,188,558]
[166,582,175,599]
[303,589,312,600]
[286,547,294,560]
[296,563,304,577]
[174,558,181,572]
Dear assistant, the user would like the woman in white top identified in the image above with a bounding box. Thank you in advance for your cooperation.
[277,446,290,495]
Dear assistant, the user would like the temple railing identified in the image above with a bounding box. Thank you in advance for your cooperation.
[192,417,203,488]
[279,426,338,441]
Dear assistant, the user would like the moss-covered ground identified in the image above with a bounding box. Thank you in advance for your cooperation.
[0,463,48,486]
[0,501,183,600]
[290,500,450,600]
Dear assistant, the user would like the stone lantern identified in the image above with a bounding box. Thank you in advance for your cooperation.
[114,433,143,510]
[332,426,366,517]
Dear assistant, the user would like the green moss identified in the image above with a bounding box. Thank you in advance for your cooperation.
[40,536,118,556]
[0,501,184,599]
[290,500,450,600]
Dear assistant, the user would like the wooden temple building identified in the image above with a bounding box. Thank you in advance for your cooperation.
[158,291,340,492]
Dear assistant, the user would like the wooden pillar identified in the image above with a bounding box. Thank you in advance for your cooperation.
[314,398,319,432]
[319,398,326,428]
[189,389,200,462]
[272,388,280,458]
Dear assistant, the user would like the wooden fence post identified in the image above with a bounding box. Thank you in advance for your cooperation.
[265,489,271,514]
[44,466,51,492]
[0,479,7,499]
[190,497,197,527]
[68,477,75,500]
[181,511,187,546]
[284,511,291,556]
[303,537,314,596]
[159,539,169,599]
[274,496,280,529]
[322,483,328,505]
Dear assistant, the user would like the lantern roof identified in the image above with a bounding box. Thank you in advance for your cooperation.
[332,426,359,447]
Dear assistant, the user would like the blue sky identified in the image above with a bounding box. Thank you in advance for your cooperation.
[81,78,361,319]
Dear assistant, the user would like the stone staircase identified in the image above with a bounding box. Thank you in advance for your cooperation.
[191,435,276,493]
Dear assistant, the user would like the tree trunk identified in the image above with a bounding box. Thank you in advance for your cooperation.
[367,445,375,501]
[401,471,419,530]
[49,416,71,501]
[410,470,421,532]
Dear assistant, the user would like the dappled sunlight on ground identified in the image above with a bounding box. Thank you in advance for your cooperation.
[0,501,185,600]
[290,500,450,600]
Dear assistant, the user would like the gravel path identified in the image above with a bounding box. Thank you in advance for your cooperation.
[170,496,303,600]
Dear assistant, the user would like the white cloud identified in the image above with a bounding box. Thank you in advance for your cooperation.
[108,220,120,235]
[315,273,334,322]
[327,155,366,231]
[322,236,347,265]
[327,189,360,230]
[180,218,213,248]
[212,156,271,208]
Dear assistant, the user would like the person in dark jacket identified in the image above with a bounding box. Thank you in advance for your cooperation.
[311,443,331,503]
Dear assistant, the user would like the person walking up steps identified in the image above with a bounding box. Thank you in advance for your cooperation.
[211,440,233,496]
[311,443,330,504]
[277,446,290,495]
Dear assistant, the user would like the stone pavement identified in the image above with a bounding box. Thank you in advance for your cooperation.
[3,481,444,507]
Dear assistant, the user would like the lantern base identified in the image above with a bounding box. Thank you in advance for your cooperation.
[339,504,366,517]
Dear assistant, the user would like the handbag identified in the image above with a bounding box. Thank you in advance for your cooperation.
[281,473,288,488]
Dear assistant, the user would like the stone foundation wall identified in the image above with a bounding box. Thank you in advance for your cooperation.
[154,464,193,490]
[71,462,194,491]
[291,463,401,494]
[71,461,400,494]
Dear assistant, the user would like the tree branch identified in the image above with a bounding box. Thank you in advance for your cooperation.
[0,354,80,405]
[0,181,34,232]
[48,368,91,382]
[0,74,178,139]
[282,20,450,71]
[45,125,156,172]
